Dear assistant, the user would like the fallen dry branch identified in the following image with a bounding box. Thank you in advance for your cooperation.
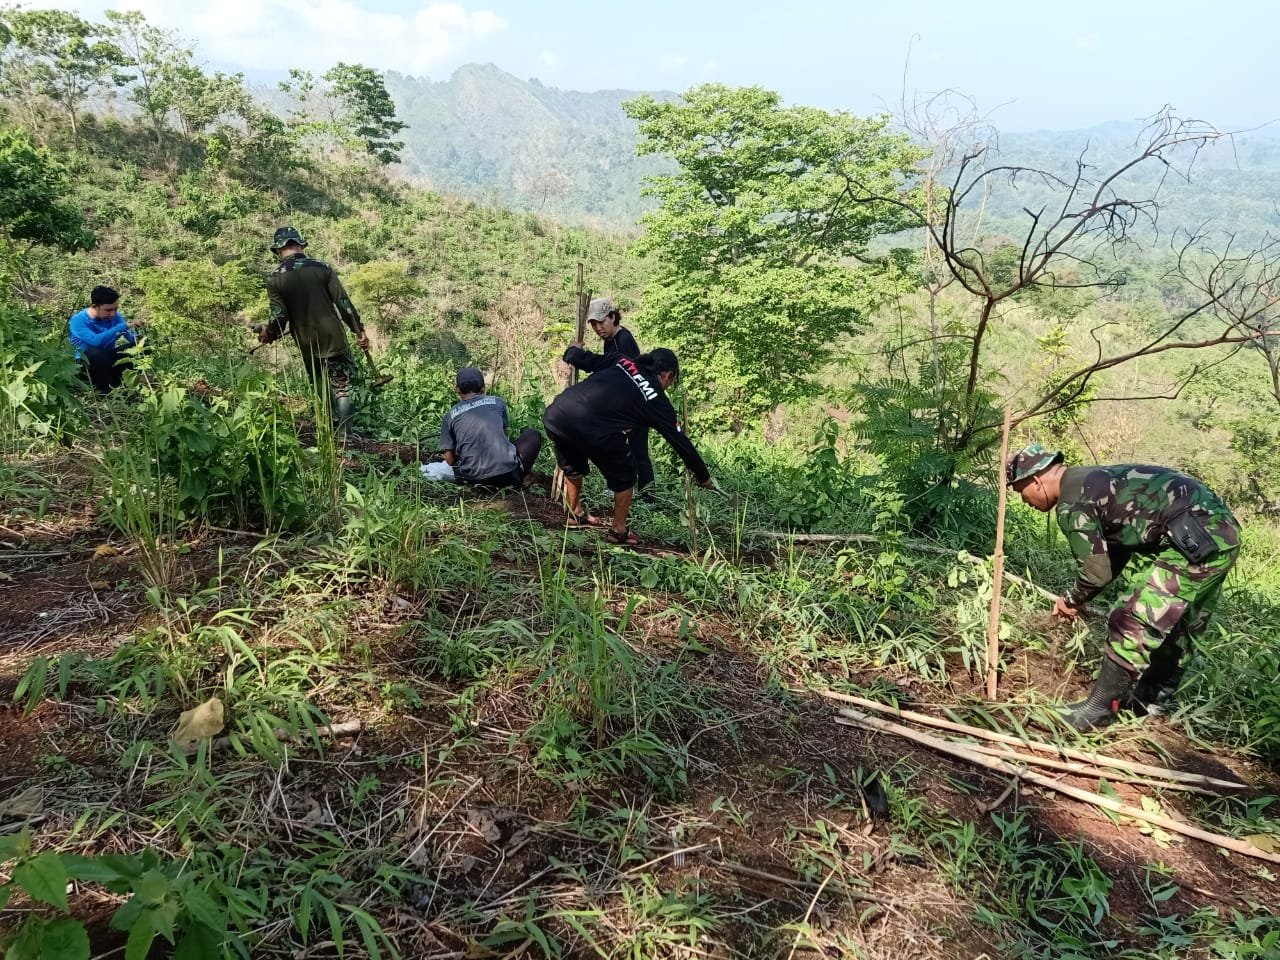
[963,741,1225,797]
[835,707,1280,865]
[818,689,1250,793]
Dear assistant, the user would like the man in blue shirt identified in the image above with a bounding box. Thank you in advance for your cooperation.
[440,367,542,488]
[68,286,144,392]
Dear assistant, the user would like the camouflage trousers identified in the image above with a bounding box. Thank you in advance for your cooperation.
[301,353,357,435]
[1106,512,1240,671]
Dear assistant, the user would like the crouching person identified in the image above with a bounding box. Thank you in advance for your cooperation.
[542,349,714,546]
[1006,443,1241,732]
[440,367,542,488]
[70,286,144,392]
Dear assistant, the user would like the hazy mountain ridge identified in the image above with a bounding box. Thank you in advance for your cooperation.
[384,65,1280,240]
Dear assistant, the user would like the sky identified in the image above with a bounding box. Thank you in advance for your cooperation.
[45,0,1277,132]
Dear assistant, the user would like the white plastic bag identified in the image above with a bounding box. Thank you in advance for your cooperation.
[420,461,456,482]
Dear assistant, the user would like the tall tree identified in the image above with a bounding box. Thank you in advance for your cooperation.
[281,64,406,165]
[323,63,406,165]
[103,10,174,140]
[0,9,130,137]
[623,84,923,424]
[842,110,1280,529]
[106,11,252,141]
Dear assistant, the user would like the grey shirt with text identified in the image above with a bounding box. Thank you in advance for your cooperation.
[440,394,519,481]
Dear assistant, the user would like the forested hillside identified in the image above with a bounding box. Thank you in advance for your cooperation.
[384,64,673,227]
[2,8,1279,960]
[379,64,1280,243]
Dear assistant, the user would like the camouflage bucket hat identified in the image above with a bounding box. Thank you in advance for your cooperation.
[271,226,307,250]
[1006,442,1064,486]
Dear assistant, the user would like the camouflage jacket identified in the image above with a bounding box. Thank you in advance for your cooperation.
[1056,464,1236,605]
[265,253,363,360]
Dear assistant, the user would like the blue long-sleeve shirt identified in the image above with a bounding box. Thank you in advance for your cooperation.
[69,308,135,359]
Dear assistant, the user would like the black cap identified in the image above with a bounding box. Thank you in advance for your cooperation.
[456,367,484,392]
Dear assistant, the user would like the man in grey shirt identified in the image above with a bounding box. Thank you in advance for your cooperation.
[440,368,542,487]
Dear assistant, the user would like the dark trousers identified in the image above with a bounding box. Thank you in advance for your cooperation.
[629,426,654,489]
[80,346,132,392]
[466,429,544,489]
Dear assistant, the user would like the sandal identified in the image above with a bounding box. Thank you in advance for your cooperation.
[605,526,640,546]
[566,510,602,528]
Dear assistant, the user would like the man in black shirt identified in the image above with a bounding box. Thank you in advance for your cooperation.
[543,349,714,545]
[562,298,655,498]
[441,367,542,487]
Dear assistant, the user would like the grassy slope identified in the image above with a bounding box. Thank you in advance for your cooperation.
[1,113,1279,958]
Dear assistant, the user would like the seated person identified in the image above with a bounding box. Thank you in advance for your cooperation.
[69,286,143,392]
[440,367,542,488]
[563,297,655,499]
[542,349,714,545]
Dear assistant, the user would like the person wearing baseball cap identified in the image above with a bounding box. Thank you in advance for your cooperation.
[439,367,542,488]
[563,297,656,501]
[1006,443,1240,731]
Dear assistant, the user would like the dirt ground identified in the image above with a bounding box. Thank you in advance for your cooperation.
[1,484,1277,958]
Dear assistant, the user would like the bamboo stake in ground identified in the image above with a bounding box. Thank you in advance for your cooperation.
[552,262,588,507]
[986,406,1013,698]
[816,689,1250,793]
[835,707,1280,865]
[682,392,697,554]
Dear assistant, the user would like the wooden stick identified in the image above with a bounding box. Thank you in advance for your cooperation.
[573,261,587,387]
[682,392,697,554]
[836,707,1280,864]
[962,741,1224,797]
[986,406,1013,698]
[551,263,589,507]
[705,854,896,906]
[818,690,1250,792]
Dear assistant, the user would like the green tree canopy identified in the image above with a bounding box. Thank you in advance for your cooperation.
[0,9,130,136]
[324,63,406,165]
[623,84,923,423]
[281,64,407,166]
[0,126,92,251]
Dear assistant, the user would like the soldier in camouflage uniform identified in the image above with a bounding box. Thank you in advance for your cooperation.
[1006,443,1241,731]
[259,227,368,437]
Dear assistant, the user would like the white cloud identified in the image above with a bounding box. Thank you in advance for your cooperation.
[56,0,508,75]
[701,59,718,76]
[657,53,689,71]
[1072,34,1098,51]
[538,49,559,67]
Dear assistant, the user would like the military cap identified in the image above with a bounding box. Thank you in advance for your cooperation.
[1006,442,1064,486]
[271,226,307,251]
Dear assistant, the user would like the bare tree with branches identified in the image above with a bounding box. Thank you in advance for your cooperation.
[843,109,1280,460]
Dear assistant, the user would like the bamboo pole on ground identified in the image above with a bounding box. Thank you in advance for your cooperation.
[986,407,1013,698]
[816,689,1250,792]
[835,707,1280,865]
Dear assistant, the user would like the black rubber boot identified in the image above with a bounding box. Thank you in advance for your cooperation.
[1132,637,1185,717]
[333,395,355,441]
[1061,658,1135,732]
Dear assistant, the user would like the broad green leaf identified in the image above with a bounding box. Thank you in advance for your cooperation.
[13,852,70,912]
[37,919,89,960]
[124,914,157,960]
[172,923,222,960]
[133,868,169,906]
